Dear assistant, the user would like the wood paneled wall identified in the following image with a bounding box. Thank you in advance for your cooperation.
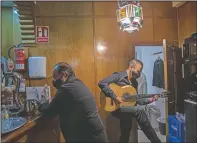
[29,2,178,107]
[177,2,197,46]
[28,3,178,140]
[1,2,180,142]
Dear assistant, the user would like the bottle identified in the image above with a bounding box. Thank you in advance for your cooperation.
[44,84,51,103]
[19,78,26,92]
[33,100,40,116]
[44,84,49,99]
[176,112,180,120]
[176,112,185,122]
[1,106,10,131]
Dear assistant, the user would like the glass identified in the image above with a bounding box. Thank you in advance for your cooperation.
[1,105,11,131]
[184,60,197,76]
[189,42,196,55]
[183,37,197,58]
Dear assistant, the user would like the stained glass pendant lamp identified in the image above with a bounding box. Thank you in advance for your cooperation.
[116,1,143,33]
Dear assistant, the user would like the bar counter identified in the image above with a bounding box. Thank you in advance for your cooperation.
[1,115,64,142]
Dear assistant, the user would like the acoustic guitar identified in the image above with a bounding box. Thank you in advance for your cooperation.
[100,84,170,112]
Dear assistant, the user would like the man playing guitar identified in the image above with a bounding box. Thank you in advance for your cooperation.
[98,58,161,143]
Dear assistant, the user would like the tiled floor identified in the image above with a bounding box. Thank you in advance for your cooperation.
[138,129,166,143]
[137,103,166,142]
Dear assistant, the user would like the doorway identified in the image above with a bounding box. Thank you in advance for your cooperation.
[135,45,166,143]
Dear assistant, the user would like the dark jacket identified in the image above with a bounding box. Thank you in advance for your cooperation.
[39,77,108,143]
[152,58,164,88]
[98,71,152,105]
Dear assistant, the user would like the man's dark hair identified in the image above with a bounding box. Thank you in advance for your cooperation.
[128,58,143,68]
[54,62,75,78]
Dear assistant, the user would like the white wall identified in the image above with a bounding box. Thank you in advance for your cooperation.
[13,7,22,45]
[135,46,166,118]
[136,46,164,94]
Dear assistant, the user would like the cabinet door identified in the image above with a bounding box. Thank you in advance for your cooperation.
[15,135,28,142]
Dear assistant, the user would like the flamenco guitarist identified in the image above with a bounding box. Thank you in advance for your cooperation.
[98,58,161,143]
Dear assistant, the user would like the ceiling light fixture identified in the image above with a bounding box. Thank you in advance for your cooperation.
[116,1,143,33]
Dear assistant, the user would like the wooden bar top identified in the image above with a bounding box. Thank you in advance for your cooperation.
[1,115,42,143]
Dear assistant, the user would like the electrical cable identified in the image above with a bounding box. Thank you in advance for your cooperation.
[8,45,16,62]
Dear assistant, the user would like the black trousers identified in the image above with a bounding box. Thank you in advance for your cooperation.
[112,106,161,143]
[61,115,108,143]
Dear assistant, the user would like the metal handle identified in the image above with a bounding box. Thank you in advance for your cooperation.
[181,45,184,58]
[182,64,184,78]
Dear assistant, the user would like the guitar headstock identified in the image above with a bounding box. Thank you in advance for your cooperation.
[160,90,171,98]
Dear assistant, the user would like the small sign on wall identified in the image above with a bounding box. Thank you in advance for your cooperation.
[36,26,49,43]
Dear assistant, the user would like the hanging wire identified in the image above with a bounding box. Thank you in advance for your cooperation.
[117,1,140,8]
[8,45,16,62]
[117,0,129,8]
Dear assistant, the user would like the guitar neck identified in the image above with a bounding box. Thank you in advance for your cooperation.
[123,93,157,101]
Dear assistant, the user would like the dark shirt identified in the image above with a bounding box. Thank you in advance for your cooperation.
[98,71,151,105]
[39,77,107,142]
[152,59,164,88]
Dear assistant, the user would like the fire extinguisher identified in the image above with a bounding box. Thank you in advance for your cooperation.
[14,44,25,71]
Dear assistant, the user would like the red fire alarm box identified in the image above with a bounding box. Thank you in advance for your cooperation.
[15,49,25,71]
